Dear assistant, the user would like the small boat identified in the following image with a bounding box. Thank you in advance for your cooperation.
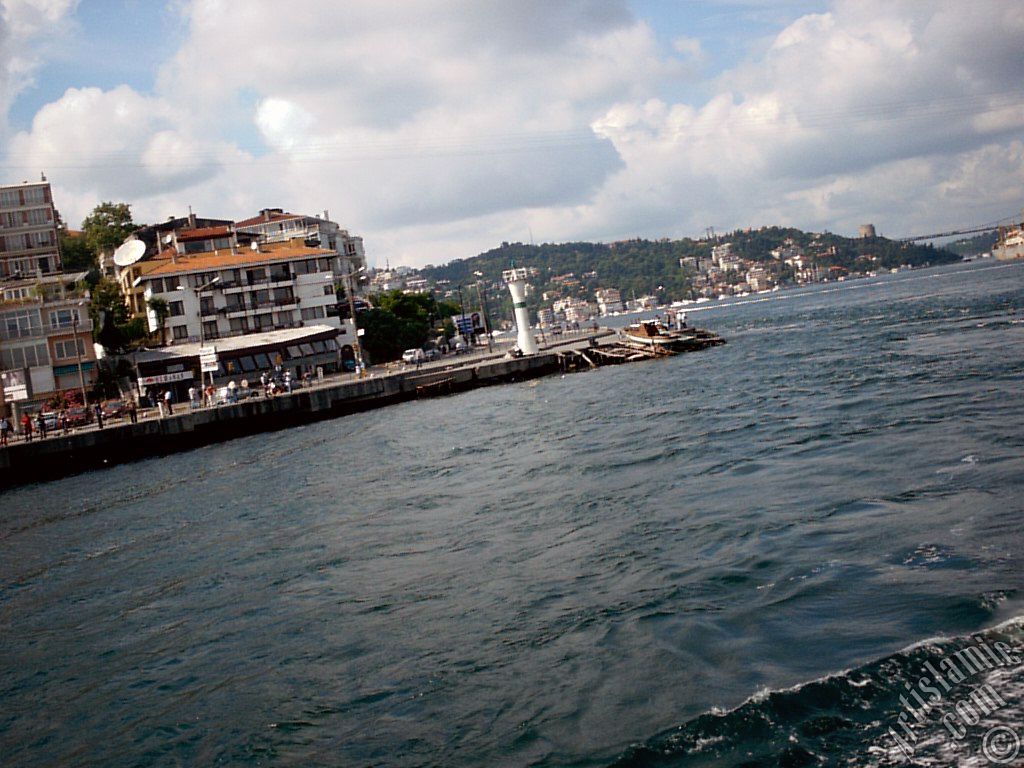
[619,321,725,353]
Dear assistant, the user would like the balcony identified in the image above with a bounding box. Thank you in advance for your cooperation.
[0,318,93,341]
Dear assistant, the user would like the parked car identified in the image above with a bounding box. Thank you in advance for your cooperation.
[402,348,425,364]
[423,348,440,361]
[65,406,91,428]
[451,339,470,354]
[101,400,127,420]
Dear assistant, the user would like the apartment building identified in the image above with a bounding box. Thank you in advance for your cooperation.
[132,230,356,346]
[594,288,623,316]
[234,208,366,273]
[0,179,62,278]
[0,272,96,412]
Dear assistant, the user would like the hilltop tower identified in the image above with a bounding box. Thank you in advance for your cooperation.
[502,267,538,355]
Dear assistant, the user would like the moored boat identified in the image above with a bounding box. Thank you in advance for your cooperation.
[619,321,725,353]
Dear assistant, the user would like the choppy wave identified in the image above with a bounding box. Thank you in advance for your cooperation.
[610,616,1024,767]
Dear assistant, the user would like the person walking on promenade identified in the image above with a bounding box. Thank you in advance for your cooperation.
[36,411,47,439]
[21,413,33,442]
[94,403,104,429]
[0,415,9,447]
[164,389,174,415]
[188,385,197,409]
[128,400,138,424]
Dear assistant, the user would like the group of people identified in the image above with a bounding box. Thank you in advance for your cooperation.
[3,368,322,445]
[0,400,140,446]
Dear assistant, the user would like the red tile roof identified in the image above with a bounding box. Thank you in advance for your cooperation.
[143,241,335,277]
[234,211,302,228]
[176,226,233,241]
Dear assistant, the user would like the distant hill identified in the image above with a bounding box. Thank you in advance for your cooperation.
[943,230,998,257]
[419,228,958,319]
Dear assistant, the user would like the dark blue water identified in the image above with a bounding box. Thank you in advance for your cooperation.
[2,261,1023,767]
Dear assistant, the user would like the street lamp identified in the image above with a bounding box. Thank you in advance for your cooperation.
[177,276,220,391]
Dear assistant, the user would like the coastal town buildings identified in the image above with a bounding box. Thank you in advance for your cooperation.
[0,178,62,278]
[234,208,366,273]
[0,271,97,410]
[130,234,356,345]
[595,288,624,316]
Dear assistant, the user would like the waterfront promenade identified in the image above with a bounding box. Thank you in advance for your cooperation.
[0,329,613,488]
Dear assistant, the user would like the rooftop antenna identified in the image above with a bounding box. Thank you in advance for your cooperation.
[40,171,47,182]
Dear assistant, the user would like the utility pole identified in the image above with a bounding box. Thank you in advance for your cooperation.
[342,259,364,373]
[73,304,88,408]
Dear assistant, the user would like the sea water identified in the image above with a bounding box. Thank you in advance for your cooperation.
[2,260,1023,766]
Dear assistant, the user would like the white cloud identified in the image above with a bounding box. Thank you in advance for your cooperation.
[577,0,1024,243]
[1,0,1022,265]
[0,0,78,139]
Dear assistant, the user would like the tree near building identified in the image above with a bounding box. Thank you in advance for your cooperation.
[89,277,148,353]
[356,290,462,362]
[147,296,170,347]
[82,202,139,259]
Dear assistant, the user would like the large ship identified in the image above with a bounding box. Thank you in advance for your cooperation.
[994,214,1024,261]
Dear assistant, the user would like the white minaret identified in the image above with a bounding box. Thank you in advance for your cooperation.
[502,267,538,355]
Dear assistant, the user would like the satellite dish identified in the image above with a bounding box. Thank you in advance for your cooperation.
[162,234,174,246]
[250,241,259,251]
[112,239,146,267]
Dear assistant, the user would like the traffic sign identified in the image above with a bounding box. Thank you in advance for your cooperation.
[199,345,219,373]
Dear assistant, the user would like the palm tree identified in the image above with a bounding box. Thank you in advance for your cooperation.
[147,296,170,346]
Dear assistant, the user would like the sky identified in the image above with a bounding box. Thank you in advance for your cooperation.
[1,1,1022,268]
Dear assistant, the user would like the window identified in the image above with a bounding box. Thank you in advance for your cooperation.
[299,343,315,356]
[229,317,249,333]
[202,321,218,340]
[254,353,271,369]
[1,342,50,368]
[311,341,327,353]
[0,189,19,207]
[53,338,85,360]
[169,301,185,317]
[239,356,257,372]
[286,345,303,359]
[246,268,265,285]
[27,208,50,225]
[172,325,189,340]
[2,309,41,338]
[149,278,166,294]
[301,306,326,321]
[49,309,75,329]
[22,187,45,204]
[323,285,335,296]
[200,297,215,315]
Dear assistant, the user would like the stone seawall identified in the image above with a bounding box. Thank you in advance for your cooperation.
[0,352,561,489]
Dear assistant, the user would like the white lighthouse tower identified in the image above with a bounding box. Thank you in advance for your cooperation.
[502,267,538,355]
